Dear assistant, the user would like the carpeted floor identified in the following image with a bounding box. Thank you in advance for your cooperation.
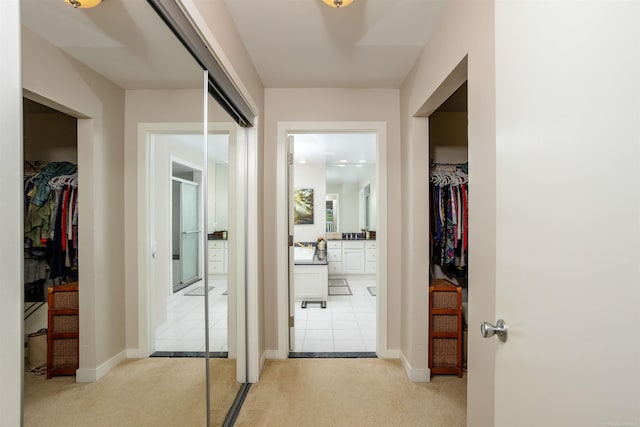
[23,358,239,427]
[234,359,467,426]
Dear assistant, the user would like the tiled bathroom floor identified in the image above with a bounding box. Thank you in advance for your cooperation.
[293,278,377,353]
[154,276,228,352]
[154,277,377,354]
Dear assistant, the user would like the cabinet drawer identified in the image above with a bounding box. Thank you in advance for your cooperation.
[328,250,342,262]
[328,262,343,274]
[342,241,365,249]
[366,250,376,261]
[209,260,224,274]
[366,262,376,274]
[327,241,342,249]
[209,248,224,261]
[365,241,377,249]
[209,240,227,249]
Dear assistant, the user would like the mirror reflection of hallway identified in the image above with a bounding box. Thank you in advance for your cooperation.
[152,133,231,356]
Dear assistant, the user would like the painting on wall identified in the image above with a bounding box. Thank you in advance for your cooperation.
[294,188,314,225]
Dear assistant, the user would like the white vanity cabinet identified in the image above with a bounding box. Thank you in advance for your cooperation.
[327,240,343,275]
[365,241,377,274]
[207,240,228,274]
[342,241,365,274]
[294,264,328,308]
[327,240,376,276]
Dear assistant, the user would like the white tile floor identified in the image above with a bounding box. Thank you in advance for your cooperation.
[154,277,228,352]
[154,276,376,354]
[294,278,377,353]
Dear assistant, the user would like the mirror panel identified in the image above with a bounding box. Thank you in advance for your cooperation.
[20,1,243,425]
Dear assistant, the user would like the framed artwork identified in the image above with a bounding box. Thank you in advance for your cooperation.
[294,188,314,225]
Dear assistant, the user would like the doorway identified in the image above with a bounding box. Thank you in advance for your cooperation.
[171,169,201,293]
[275,121,390,359]
[289,132,378,354]
[23,97,79,378]
[428,81,469,374]
[148,131,234,356]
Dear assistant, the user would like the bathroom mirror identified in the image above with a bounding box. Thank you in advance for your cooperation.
[20,1,245,425]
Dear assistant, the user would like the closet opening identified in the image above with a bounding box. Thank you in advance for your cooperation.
[428,81,468,377]
[23,97,79,379]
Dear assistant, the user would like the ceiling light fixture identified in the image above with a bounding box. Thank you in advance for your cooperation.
[322,0,354,8]
[64,0,102,9]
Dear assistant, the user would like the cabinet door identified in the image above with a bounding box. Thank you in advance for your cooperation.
[343,249,365,274]
[294,265,328,301]
[329,262,343,275]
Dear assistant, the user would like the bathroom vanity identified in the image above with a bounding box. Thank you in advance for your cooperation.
[327,239,376,276]
[294,246,329,308]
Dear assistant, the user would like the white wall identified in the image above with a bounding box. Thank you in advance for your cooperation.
[400,0,495,418]
[152,134,204,330]
[263,88,401,352]
[340,183,360,232]
[293,162,327,242]
[22,26,126,381]
[1,0,24,423]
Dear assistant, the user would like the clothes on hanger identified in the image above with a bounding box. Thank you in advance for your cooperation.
[430,163,468,276]
[24,162,79,288]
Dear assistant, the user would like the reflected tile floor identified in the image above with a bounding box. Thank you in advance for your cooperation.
[294,278,377,353]
[155,277,228,352]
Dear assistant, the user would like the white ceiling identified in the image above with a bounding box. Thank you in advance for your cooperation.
[293,133,376,184]
[20,0,202,89]
[224,0,449,88]
[20,0,448,164]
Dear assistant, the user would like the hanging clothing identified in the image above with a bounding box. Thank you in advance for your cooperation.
[24,163,79,288]
[430,163,468,276]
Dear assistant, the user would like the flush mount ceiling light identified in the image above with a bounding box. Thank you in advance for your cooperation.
[64,0,102,8]
[322,0,354,8]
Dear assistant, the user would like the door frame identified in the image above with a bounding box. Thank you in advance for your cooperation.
[170,164,203,293]
[135,122,245,377]
[274,121,390,358]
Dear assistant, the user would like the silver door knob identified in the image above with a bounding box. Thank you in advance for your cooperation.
[481,319,508,342]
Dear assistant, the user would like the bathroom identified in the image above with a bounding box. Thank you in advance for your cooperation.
[291,132,377,354]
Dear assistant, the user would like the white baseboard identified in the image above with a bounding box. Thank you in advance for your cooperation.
[259,350,267,376]
[76,350,127,383]
[126,348,146,358]
[265,349,285,360]
[377,348,400,359]
[400,351,431,382]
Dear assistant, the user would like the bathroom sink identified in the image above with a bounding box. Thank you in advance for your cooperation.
[294,247,315,261]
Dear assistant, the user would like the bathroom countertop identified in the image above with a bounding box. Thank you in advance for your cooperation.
[293,248,328,266]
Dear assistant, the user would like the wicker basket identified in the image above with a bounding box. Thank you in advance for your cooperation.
[47,283,79,378]
[429,280,462,377]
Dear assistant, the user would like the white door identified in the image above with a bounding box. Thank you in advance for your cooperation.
[488,3,640,425]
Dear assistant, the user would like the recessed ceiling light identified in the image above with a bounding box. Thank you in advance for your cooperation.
[299,159,307,164]
[339,160,348,163]
[355,164,364,168]
[358,160,367,163]
[337,164,346,168]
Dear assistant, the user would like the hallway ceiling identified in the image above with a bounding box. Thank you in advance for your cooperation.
[224,0,449,88]
[21,0,448,91]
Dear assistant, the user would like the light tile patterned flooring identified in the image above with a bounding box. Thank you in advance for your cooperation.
[294,278,377,353]
[154,277,229,352]
[154,277,377,353]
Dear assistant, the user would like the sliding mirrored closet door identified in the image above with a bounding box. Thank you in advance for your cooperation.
[20,0,246,426]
